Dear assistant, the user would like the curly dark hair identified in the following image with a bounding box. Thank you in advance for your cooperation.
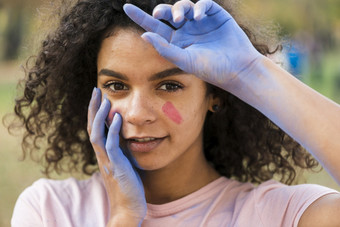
[7,0,318,184]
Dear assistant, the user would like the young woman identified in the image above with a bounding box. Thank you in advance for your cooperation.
[10,0,340,226]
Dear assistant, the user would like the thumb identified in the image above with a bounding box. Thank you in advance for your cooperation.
[141,32,189,70]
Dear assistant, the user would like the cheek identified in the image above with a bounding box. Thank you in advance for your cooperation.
[162,101,183,124]
[106,108,118,126]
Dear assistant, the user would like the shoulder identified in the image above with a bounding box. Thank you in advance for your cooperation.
[298,193,340,227]
[11,173,108,226]
[221,179,339,227]
[252,180,339,227]
[19,172,105,204]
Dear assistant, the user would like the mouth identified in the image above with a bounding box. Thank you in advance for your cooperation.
[130,137,157,142]
[125,136,166,153]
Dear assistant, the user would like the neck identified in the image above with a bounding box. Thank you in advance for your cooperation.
[139,150,220,204]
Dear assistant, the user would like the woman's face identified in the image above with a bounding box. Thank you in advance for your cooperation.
[97,28,214,171]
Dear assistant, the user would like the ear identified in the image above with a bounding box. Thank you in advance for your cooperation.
[208,94,221,113]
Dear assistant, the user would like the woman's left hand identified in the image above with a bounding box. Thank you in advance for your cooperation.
[87,88,146,226]
[123,0,262,91]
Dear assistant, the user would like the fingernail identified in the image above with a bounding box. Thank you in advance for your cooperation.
[103,97,108,105]
[193,11,200,20]
[91,87,97,98]
[96,87,100,93]
[141,33,151,42]
[113,112,119,121]
[153,8,160,18]
[101,94,107,103]
[173,11,181,23]
[101,98,108,108]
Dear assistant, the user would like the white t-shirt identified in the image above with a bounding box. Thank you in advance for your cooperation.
[11,172,338,227]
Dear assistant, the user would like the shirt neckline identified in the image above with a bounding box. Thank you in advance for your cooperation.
[146,176,230,217]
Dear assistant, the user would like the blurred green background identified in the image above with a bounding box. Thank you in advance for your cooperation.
[1,0,340,226]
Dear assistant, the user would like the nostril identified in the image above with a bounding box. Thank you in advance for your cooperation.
[125,109,156,125]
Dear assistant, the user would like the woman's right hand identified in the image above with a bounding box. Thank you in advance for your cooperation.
[87,88,146,226]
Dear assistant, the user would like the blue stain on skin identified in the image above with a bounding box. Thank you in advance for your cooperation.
[104,165,110,174]
[188,204,199,210]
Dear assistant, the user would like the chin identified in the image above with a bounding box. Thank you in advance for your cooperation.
[134,162,163,171]
[122,147,170,172]
[133,158,168,172]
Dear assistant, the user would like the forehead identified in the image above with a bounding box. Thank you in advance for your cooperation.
[96,28,209,94]
[97,28,175,74]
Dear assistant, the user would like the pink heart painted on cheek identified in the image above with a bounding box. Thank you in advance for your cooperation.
[162,101,183,124]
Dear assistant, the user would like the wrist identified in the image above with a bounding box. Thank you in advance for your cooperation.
[107,213,143,227]
[225,55,265,91]
[225,56,278,104]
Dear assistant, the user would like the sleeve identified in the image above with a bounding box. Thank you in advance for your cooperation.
[11,182,44,227]
[11,174,109,227]
[253,180,339,227]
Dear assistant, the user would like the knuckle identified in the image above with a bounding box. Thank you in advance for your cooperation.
[105,143,111,151]
[105,142,116,154]
[89,134,100,144]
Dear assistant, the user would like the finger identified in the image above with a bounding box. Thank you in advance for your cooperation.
[90,95,112,175]
[87,87,101,135]
[196,0,232,21]
[90,97,111,147]
[171,0,194,23]
[105,113,122,159]
[193,0,211,20]
[105,113,132,174]
[94,145,112,175]
[202,0,227,16]
[153,4,186,29]
[142,32,189,72]
[195,0,233,29]
[153,4,173,21]
[123,4,173,42]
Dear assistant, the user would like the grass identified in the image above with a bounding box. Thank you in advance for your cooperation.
[1,52,340,226]
[303,51,340,103]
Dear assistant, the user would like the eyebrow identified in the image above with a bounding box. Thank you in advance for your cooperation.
[148,67,187,81]
[98,67,187,81]
[98,69,129,81]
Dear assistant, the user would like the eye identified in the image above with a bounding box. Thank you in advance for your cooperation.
[103,81,128,92]
[158,82,183,92]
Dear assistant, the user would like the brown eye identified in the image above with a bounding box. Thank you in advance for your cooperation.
[158,82,183,92]
[107,82,128,91]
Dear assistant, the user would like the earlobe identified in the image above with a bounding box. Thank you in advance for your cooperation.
[212,104,220,112]
[208,95,221,113]
[209,104,220,113]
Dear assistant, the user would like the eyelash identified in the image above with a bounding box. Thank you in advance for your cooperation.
[102,81,184,93]
[158,81,183,92]
[102,81,128,93]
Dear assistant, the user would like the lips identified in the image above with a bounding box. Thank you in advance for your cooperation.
[126,137,166,153]
[131,137,157,142]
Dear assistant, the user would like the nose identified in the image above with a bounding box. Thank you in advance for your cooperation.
[124,92,157,126]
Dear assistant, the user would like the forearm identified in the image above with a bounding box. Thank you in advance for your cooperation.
[227,56,340,183]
